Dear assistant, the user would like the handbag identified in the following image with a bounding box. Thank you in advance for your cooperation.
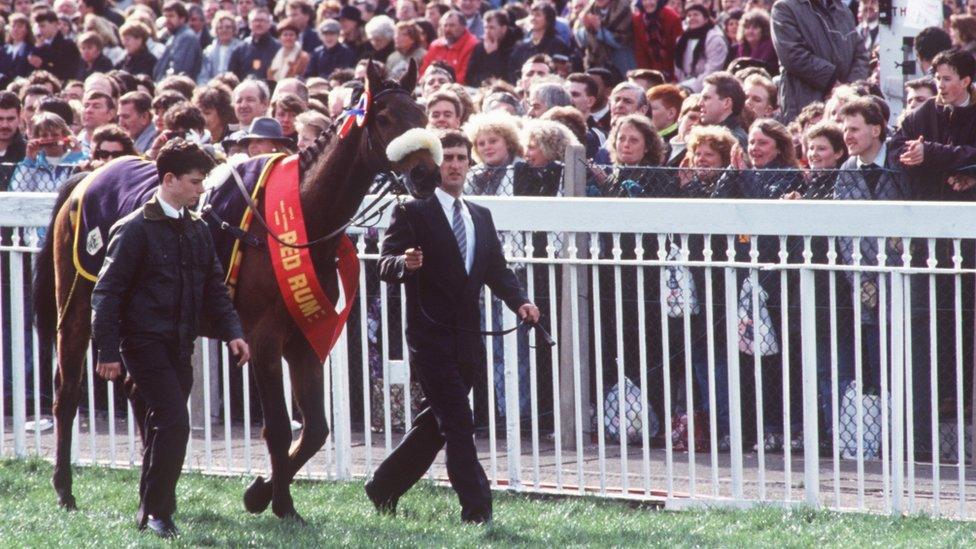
[737,277,780,356]
[665,236,700,318]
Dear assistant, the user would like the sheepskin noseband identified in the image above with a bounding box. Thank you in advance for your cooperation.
[385,128,444,166]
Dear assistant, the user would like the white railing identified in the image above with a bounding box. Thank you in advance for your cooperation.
[3,192,976,519]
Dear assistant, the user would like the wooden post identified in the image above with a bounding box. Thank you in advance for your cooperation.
[560,145,590,450]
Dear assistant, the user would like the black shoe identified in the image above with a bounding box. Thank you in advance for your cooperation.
[142,515,179,539]
[364,480,397,515]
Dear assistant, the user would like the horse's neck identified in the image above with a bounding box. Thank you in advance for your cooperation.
[299,130,374,243]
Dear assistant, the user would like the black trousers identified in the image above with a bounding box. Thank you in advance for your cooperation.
[121,339,192,523]
[368,355,491,522]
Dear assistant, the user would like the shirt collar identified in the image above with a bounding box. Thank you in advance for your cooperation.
[434,186,463,210]
[156,191,184,219]
[857,142,886,169]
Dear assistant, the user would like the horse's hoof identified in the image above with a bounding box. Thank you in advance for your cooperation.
[58,495,77,511]
[243,476,273,514]
[277,509,306,526]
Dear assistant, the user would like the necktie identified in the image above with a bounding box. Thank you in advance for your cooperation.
[860,163,881,196]
[452,199,467,267]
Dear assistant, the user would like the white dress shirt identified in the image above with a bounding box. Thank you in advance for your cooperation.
[435,187,475,273]
[157,192,185,219]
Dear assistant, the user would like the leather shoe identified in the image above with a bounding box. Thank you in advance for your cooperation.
[142,515,180,539]
[364,480,397,515]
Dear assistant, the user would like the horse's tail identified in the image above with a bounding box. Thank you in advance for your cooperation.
[33,176,82,356]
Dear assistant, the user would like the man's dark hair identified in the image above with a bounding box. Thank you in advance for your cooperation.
[0,91,21,112]
[567,73,598,98]
[20,84,50,102]
[438,129,471,156]
[151,90,187,114]
[328,67,356,85]
[163,103,206,134]
[932,48,976,85]
[586,66,619,89]
[39,97,74,126]
[162,1,189,20]
[92,124,137,156]
[83,90,116,111]
[192,84,236,124]
[133,73,155,96]
[905,77,938,97]
[525,53,553,69]
[626,69,665,88]
[32,9,58,24]
[529,2,556,32]
[839,97,888,142]
[426,90,461,118]
[27,70,62,94]
[915,26,952,63]
[703,71,746,116]
[107,70,138,95]
[157,138,215,180]
[119,91,152,114]
[428,60,457,82]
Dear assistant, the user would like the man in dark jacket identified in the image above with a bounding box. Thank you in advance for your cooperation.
[28,9,81,83]
[699,71,749,148]
[0,91,26,164]
[92,140,249,539]
[304,19,356,78]
[771,0,870,121]
[228,7,281,81]
[364,130,539,524]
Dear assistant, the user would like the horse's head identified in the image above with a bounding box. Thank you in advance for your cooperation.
[363,59,440,199]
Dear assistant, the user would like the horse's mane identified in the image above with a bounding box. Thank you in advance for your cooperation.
[298,76,407,179]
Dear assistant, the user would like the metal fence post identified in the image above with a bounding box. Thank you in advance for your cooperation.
[332,328,352,479]
[190,339,206,429]
[799,244,820,507]
[560,145,590,452]
[10,239,26,457]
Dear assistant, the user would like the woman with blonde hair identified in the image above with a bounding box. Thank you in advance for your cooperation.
[515,118,579,196]
[463,110,523,196]
[116,20,156,76]
[82,13,123,64]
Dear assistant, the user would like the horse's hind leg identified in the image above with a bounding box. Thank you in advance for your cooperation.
[51,282,92,510]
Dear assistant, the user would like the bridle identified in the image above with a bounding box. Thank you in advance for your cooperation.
[211,86,421,250]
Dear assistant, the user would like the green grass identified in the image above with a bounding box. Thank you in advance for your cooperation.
[0,459,974,548]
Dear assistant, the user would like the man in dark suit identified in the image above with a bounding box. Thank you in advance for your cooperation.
[28,9,81,83]
[365,130,539,524]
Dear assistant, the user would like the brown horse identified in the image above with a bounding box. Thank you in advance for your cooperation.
[32,61,439,521]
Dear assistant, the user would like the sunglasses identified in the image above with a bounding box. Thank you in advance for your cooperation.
[92,148,124,160]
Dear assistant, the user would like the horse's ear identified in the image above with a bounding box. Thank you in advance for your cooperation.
[400,59,418,93]
[365,57,383,96]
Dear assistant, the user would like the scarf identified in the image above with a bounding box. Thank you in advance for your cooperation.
[269,45,301,81]
[674,21,713,73]
[638,0,668,65]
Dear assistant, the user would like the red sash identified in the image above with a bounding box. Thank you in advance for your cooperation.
[264,156,360,363]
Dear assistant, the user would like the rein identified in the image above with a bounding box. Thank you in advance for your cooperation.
[224,86,414,251]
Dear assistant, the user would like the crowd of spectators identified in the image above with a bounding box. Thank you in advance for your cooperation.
[3,0,976,458]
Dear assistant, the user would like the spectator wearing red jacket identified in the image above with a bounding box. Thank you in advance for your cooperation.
[632,0,682,81]
[420,10,479,85]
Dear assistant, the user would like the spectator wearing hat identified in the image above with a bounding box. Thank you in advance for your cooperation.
[632,0,682,80]
[228,7,281,81]
[509,4,571,84]
[197,10,243,84]
[339,5,368,57]
[239,116,293,156]
[420,10,480,85]
[305,19,357,79]
[268,17,310,82]
[152,1,203,81]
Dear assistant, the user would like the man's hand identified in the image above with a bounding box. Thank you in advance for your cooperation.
[948,174,976,192]
[96,361,122,381]
[518,303,541,324]
[404,247,423,271]
[228,338,250,367]
[899,135,925,166]
[27,54,42,68]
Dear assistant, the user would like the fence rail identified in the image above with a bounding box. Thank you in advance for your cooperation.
[3,189,976,519]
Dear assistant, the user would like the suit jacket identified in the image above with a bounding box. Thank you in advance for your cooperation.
[227,32,280,81]
[153,24,203,80]
[378,196,528,365]
[0,42,36,81]
[115,47,157,77]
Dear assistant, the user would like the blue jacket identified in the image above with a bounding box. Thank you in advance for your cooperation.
[304,42,356,78]
[153,24,203,80]
[0,42,35,81]
[227,32,280,81]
